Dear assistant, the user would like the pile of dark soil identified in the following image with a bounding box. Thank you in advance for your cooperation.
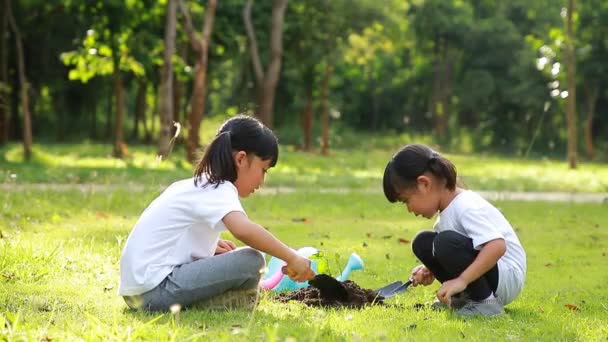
[275,280,384,308]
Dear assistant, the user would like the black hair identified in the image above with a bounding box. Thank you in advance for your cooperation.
[194,115,278,186]
[383,144,457,202]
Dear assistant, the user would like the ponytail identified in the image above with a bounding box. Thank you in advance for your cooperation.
[426,156,457,191]
[194,131,236,186]
[383,144,457,202]
[194,115,278,187]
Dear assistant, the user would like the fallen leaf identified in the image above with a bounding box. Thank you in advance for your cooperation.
[382,235,393,239]
[565,304,580,311]
[96,211,108,219]
[544,263,552,267]
[398,238,410,244]
[538,306,544,313]
[291,218,308,223]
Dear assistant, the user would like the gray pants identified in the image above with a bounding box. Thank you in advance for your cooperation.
[124,247,265,311]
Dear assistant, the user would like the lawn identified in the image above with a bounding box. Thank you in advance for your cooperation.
[2,142,608,193]
[2,126,608,340]
[1,188,607,340]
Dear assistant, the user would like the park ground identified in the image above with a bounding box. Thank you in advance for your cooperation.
[1,139,607,341]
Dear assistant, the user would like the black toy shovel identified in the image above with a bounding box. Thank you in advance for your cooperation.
[376,279,413,298]
[282,267,349,301]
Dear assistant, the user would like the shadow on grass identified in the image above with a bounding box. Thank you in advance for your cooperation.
[120,303,345,340]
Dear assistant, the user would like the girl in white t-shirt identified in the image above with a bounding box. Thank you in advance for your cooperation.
[119,115,315,311]
[382,144,526,317]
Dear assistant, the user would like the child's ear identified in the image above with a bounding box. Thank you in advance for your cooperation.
[416,175,432,192]
[234,151,247,167]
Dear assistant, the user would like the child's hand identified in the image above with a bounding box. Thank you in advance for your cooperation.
[215,239,237,255]
[436,277,467,305]
[284,256,315,282]
[410,265,435,286]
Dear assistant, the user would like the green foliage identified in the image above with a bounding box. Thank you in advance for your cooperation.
[4,0,608,157]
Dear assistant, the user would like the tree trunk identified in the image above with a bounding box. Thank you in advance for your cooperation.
[320,62,333,156]
[370,76,379,131]
[0,3,8,144]
[6,0,32,160]
[180,0,217,163]
[432,38,451,142]
[105,81,113,141]
[565,0,577,168]
[90,94,97,140]
[583,83,598,160]
[300,86,313,151]
[173,39,187,128]
[132,78,148,142]
[257,0,288,128]
[243,0,264,103]
[112,64,126,158]
[158,0,177,158]
[243,0,288,128]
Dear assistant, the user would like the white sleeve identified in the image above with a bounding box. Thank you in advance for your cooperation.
[194,183,246,231]
[459,208,504,250]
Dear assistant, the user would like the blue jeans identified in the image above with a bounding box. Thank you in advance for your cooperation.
[123,247,265,311]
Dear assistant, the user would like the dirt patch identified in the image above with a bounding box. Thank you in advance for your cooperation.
[274,280,384,308]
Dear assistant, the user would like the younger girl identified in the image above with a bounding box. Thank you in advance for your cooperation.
[383,144,526,317]
[119,115,314,311]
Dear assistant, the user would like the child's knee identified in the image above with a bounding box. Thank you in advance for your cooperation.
[412,230,436,256]
[432,230,471,259]
[239,247,265,272]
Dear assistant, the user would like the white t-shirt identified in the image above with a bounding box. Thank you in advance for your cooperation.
[119,177,245,296]
[433,190,526,305]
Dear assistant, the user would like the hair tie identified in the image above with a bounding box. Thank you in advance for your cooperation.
[218,130,231,138]
[427,152,440,167]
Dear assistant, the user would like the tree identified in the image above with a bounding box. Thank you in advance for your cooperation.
[158,0,178,159]
[564,0,577,168]
[6,0,33,160]
[60,1,147,156]
[0,2,8,144]
[577,0,607,160]
[243,0,288,128]
[410,0,473,143]
[180,0,218,163]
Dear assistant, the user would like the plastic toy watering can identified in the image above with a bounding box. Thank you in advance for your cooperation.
[260,247,364,292]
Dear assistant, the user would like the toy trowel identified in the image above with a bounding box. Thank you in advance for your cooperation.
[376,279,413,298]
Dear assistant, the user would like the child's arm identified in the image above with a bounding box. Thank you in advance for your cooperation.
[222,211,314,282]
[436,238,506,304]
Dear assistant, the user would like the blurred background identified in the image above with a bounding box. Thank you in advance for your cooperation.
[1,0,606,167]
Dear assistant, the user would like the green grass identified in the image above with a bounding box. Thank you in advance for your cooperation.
[2,129,608,340]
[2,142,608,192]
[1,189,607,341]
